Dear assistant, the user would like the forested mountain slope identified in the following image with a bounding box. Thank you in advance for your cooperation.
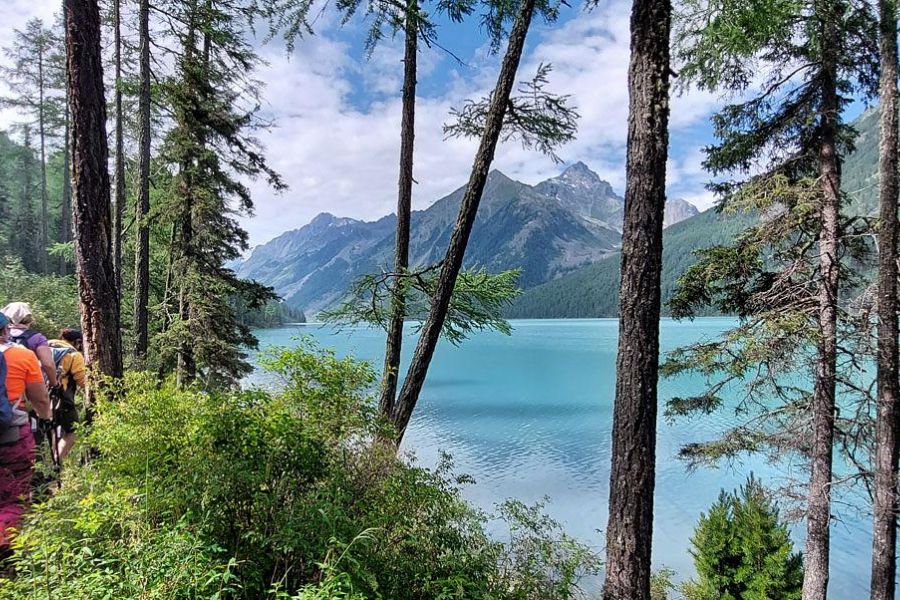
[505,207,753,318]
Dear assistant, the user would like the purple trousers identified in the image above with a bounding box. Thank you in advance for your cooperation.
[0,424,35,548]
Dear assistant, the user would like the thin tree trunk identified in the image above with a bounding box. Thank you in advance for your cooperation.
[175,1,200,386]
[133,0,151,362]
[38,41,49,273]
[802,3,841,597]
[390,0,537,443]
[870,1,900,598]
[113,0,125,296]
[379,0,418,418]
[64,0,124,381]
[60,84,71,276]
[602,0,671,598]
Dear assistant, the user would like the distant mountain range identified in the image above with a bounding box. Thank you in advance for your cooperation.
[237,162,698,315]
[239,108,881,319]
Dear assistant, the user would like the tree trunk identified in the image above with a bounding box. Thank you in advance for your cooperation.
[38,41,49,273]
[390,0,537,443]
[175,2,200,387]
[113,0,125,297]
[60,84,71,276]
[378,0,418,419]
[602,1,671,599]
[64,0,124,381]
[802,4,841,598]
[133,0,151,363]
[870,1,900,598]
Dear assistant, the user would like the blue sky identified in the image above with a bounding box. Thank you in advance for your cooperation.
[1,0,727,246]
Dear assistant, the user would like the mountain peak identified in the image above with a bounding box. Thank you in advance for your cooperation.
[486,169,514,184]
[309,212,339,225]
[562,161,596,178]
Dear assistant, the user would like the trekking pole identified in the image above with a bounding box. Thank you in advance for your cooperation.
[45,388,63,489]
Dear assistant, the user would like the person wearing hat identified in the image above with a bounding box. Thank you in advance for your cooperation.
[0,302,58,389]
[0,312,51,553]
[48,329,85,459]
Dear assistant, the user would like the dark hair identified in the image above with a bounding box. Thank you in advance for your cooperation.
[61,328,83,345]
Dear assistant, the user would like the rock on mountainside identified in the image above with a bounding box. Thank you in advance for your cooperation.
[238,163,699,315]
[664,198,700,228]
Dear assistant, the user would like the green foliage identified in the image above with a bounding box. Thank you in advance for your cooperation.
[493,499,602,598]
[3,343,599,599]
[0,258,78,334]
[659,172,873,473]
[674,0,876,182]
[650,568,678,600]
[445,63,579,163]
[323,265,522,345]
[683,477,803,600]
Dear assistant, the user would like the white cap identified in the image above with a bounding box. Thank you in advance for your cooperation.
[1,302,33,326]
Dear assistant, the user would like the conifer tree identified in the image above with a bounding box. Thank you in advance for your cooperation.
[869,0,900,597]
[684,477,803,600]
[113,0,126,297]
[665,2,877,598]
[14,127,41,272]
[1,18,66,273]
[389,0,572,442]
[160,0,283,387]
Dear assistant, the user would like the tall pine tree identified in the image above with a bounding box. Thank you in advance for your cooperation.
[665,1,877,598]
[160,0,283,388]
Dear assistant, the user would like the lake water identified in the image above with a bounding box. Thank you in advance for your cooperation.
[250,318,871,596]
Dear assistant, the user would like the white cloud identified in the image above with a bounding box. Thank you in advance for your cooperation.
[2,0,725,247]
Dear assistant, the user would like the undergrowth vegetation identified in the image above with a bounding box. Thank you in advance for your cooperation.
[0,341,600,599]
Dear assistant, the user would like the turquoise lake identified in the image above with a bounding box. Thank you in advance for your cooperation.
[250,318,870,596]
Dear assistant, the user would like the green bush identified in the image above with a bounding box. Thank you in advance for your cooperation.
[683,476,803,600]
[0,258,80,335]
[1,341,600,599]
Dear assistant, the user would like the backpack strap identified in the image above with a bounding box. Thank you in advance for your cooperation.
[10,329,37,349]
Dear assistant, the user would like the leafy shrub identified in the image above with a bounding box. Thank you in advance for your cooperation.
[0,258,79,335]
[2,341,600,599]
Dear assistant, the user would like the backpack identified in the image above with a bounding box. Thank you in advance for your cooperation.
[9,329,39,351]
[0,351,11,429]
[50,345,77,402]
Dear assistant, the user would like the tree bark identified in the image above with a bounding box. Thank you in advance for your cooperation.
[113,0,125,297]
[378,0,418,419]
[133,0,151,363]
[802,3,841,598]
[38,37,49,273]
[65,0,124,381]
[602,0,671,599]
[870,1,900,598]
[390,0,537,443]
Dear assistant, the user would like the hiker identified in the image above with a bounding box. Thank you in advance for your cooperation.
[48,329,85,460]
[0,312,51,554]
[0,303,58,389]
